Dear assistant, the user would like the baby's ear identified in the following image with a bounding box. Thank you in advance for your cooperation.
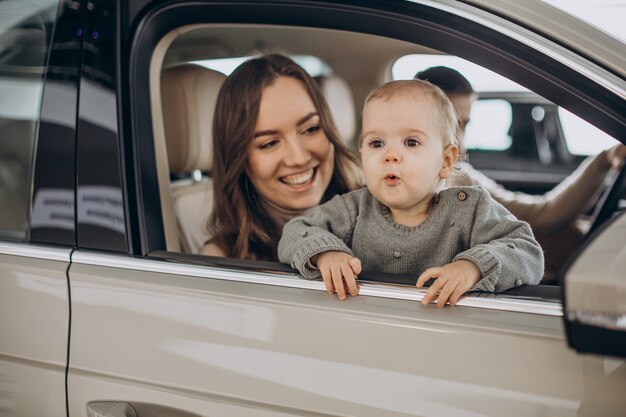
[439,144,459,179]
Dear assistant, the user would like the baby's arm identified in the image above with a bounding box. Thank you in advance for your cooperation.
[455,188,544,293]
[278,193,361,299]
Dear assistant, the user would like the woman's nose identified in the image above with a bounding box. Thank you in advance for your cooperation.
[284,137,311,166]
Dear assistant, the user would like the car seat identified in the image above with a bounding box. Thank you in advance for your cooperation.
[315,74,357,146]
[160,64,226,253]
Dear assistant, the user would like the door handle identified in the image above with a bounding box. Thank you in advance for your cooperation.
[87,402,138,417]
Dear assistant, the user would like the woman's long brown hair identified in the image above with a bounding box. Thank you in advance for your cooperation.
[208,54,361,261]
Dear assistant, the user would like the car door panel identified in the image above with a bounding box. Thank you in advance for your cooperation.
[0,243,70,417]
[67,252,624,416]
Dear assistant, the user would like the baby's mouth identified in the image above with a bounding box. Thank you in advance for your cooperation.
[280,168,316,186]
[385,173,400,185]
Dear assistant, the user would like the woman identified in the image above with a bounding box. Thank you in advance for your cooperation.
[201,54,362,260]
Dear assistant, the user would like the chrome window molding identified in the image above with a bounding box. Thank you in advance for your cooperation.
[410,0,626,99]
[72,251,562,317]
[0,241,71,262]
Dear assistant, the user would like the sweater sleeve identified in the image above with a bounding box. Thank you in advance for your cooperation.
[277,192,360,280]
[453,188,545,292]
[458,150,612,232]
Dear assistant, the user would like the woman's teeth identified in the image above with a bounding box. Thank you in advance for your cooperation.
[281,168,315,185]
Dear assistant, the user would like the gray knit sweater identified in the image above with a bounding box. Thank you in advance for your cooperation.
[278,186,544,292]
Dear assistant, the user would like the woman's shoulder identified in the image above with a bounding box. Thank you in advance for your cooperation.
[199,242,227,257]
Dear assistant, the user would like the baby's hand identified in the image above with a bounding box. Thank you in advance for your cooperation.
[315,251,362,300]
[416,260,481,308]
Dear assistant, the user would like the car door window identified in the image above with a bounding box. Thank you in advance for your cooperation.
[464,99,512,151]
[0,0,57,241]
[130,3,623,302]
[559,107,618,155]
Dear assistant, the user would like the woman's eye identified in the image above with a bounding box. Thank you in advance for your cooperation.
[260,139,279,150]
[404,137,421,147]
[302,125,321,135]
[368,139,384,148]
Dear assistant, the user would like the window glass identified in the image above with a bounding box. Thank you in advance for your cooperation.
[558,108,617,155]
[0,0,58,240]
[464,99,512,151]
[393,53,619,155]
[392,54,528,92]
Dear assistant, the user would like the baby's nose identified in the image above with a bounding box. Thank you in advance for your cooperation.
[384,151,401,163]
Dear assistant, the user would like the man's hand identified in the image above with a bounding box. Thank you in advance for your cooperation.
[315,251,362,300]
[606,144,626,170]
[416,260,481,308]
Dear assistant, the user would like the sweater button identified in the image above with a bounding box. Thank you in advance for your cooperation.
[393,251,402,258]
[515,279,523,286]
[433,194,441,204]
[301,230,308,237]
[457,191,467,201]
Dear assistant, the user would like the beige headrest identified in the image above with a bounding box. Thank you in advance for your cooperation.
[161,64,226,174]
[316,75,356,145]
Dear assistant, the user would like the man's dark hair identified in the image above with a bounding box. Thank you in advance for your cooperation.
[415,66,474,96]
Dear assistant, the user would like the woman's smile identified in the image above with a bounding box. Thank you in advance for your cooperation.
[279,167,317,190]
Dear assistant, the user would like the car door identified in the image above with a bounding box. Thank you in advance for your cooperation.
[66,1,626,417]
[0,0,80,416]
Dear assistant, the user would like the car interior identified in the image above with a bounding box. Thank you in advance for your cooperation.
[151,23,623,288]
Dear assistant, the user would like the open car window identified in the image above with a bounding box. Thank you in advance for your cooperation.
[132,5,623,314]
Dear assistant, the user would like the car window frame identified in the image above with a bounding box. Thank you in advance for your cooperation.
[123,0,625,315]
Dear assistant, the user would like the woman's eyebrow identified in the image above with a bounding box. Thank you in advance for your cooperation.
[296,112,319,126]
[253,129,279,139]
[253,112,319,139]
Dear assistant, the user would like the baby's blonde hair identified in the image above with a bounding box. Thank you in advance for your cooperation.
[360,79,459,149]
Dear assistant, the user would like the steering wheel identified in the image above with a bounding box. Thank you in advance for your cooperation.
[588,160,626,235]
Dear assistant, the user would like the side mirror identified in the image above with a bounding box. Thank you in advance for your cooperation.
[562,210,626,358]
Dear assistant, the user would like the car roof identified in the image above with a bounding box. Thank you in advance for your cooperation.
[457,0,626,77]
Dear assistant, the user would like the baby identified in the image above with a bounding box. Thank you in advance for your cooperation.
[278,80,543,307]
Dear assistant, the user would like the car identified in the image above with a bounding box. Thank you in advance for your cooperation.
[0,0,624,416]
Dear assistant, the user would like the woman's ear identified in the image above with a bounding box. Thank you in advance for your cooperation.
[439,144,459,179]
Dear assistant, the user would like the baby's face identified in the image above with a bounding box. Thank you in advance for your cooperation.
[360,94,452,213]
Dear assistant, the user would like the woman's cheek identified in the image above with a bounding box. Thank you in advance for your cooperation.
[316,140,334,186]
[247,148,279,182]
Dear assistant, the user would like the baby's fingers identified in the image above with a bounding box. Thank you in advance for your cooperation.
[340,262,359,297]
[422,276,447,305]
[330,264,347,300]
[321,268,336,295]
[348,257,362,275]
[416,267,441,288]
[448,284,467,306]
[436,280,460,308]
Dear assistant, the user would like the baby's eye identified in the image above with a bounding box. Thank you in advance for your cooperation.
[404,137,421,147]
[368,138,384,148]
[260,139,280,150]
[302,125,321,135]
